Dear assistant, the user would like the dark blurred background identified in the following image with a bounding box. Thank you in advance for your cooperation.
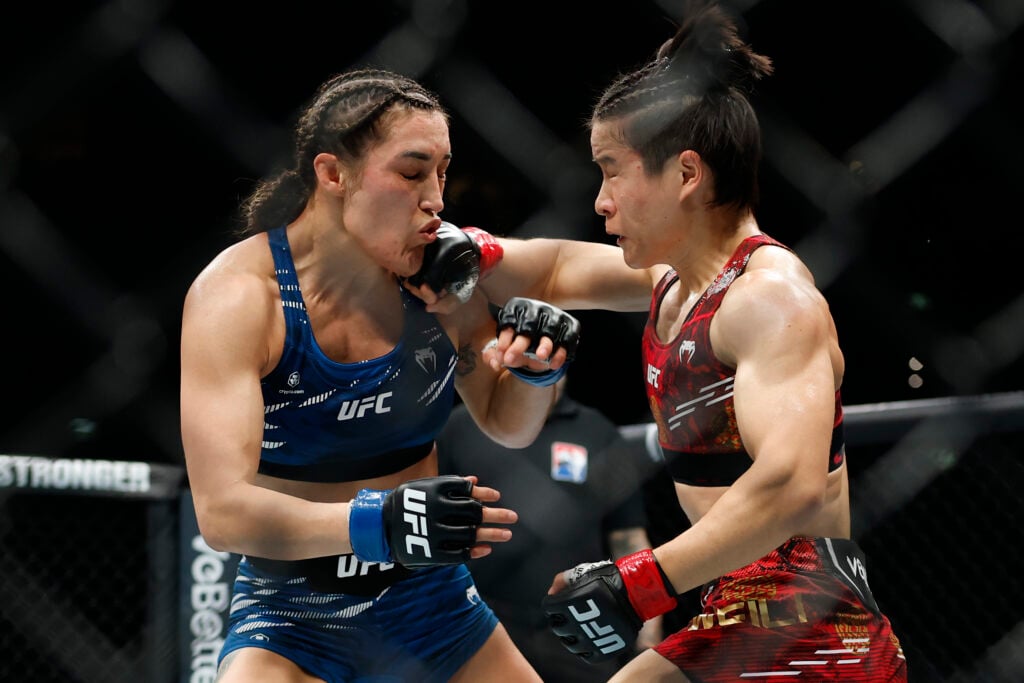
[2,0,1022,459]
[1,2,1023,680]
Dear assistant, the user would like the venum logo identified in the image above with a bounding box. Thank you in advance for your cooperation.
[401,487,431,559]
[414,347,437,374]
[569,599,626,655]
[678,340,696,364]
[337,392,393,421]
[846,555,867,583]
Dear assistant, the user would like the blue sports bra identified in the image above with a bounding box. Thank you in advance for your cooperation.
[257,226,459,482]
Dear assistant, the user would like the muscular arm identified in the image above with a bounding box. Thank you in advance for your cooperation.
[480,237,665,311]
[653,269,841,594]
[180,268,353,560]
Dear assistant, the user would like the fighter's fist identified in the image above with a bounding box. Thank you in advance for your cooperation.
[350,476,495,568]
[497,297,581,363]
[543,560,640,662]
[543,550,676,663]
[407,222,503,303]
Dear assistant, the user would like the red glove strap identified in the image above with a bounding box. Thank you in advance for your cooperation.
[615,549,678,621]
[463,227,503,278]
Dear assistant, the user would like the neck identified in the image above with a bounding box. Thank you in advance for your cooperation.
[669,209,759,293]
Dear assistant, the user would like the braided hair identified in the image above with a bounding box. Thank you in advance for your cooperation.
[591,0,773,210]
[239,69,448,235]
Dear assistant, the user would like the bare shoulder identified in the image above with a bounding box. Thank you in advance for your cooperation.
[186,235,274,307]
[747,242,817,283]
[182,234,279,350]
[714,245,832,362]
[736,244,825,308]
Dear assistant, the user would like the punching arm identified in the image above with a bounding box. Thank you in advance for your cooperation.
[407,222,504,303]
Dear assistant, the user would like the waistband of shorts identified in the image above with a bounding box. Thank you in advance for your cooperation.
[243,553,415,596]
[721,536,880,615]
[723,537,832,573]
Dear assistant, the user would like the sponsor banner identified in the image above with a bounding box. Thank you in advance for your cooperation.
[179,489,239,683]
[0,454,183,499]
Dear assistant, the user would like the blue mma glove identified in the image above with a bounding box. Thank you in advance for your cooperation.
[349,475,483,567]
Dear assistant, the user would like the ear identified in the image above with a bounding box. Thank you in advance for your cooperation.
[676,149,704,200]
[312,152,345,194]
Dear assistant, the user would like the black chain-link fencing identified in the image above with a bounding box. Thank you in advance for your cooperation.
[2,0,1022,681]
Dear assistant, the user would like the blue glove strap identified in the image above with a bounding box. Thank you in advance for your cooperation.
[349,488,392,563]
[507,363,568,387]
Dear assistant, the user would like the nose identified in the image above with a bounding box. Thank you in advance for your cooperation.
[420,177,445,216]
[594,182,613,217]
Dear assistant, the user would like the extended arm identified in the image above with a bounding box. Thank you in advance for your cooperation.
[406,223,665,314]
[483,236,663,311]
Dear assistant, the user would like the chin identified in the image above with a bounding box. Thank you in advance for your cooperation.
[621,248,645,270]
[399,256,421,279]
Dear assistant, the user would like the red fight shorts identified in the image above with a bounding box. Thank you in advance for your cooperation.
[655,537,907,681]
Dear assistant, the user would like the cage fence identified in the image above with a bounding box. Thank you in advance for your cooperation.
[2,0,1023,682]
[1,392,1022,682]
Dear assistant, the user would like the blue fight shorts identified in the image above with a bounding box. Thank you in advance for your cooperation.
[219,555,499,682]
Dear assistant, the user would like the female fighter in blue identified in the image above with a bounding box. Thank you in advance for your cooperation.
[180,68,579,683]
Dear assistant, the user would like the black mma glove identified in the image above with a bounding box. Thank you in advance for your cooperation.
[349,475,483,567]
[493,297,581,386]
[407,222,503,302]
[542,550,677,663]
[496,296,581,363]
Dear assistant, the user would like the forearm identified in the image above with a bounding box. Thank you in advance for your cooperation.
[482,237,652,311]
[543,471,817,661]
[195,482,351,560]
[474,238,560,304]
[656,469,823,595]
[470,372,556,448]
[608,526,654,559]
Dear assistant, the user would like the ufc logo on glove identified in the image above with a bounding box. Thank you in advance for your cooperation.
[568,599,628,655]
[543,550,677,664]
[400,487,431,559]
[349,476,483,568]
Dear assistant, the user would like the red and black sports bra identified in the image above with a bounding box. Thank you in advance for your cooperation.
[641,233,846,486]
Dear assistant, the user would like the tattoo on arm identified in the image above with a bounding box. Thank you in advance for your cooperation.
[455,342,477,377]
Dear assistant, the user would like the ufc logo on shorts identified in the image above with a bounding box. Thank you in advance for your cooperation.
[401,487,431,559]
[336,556,395,578]
[569,599,627,655]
